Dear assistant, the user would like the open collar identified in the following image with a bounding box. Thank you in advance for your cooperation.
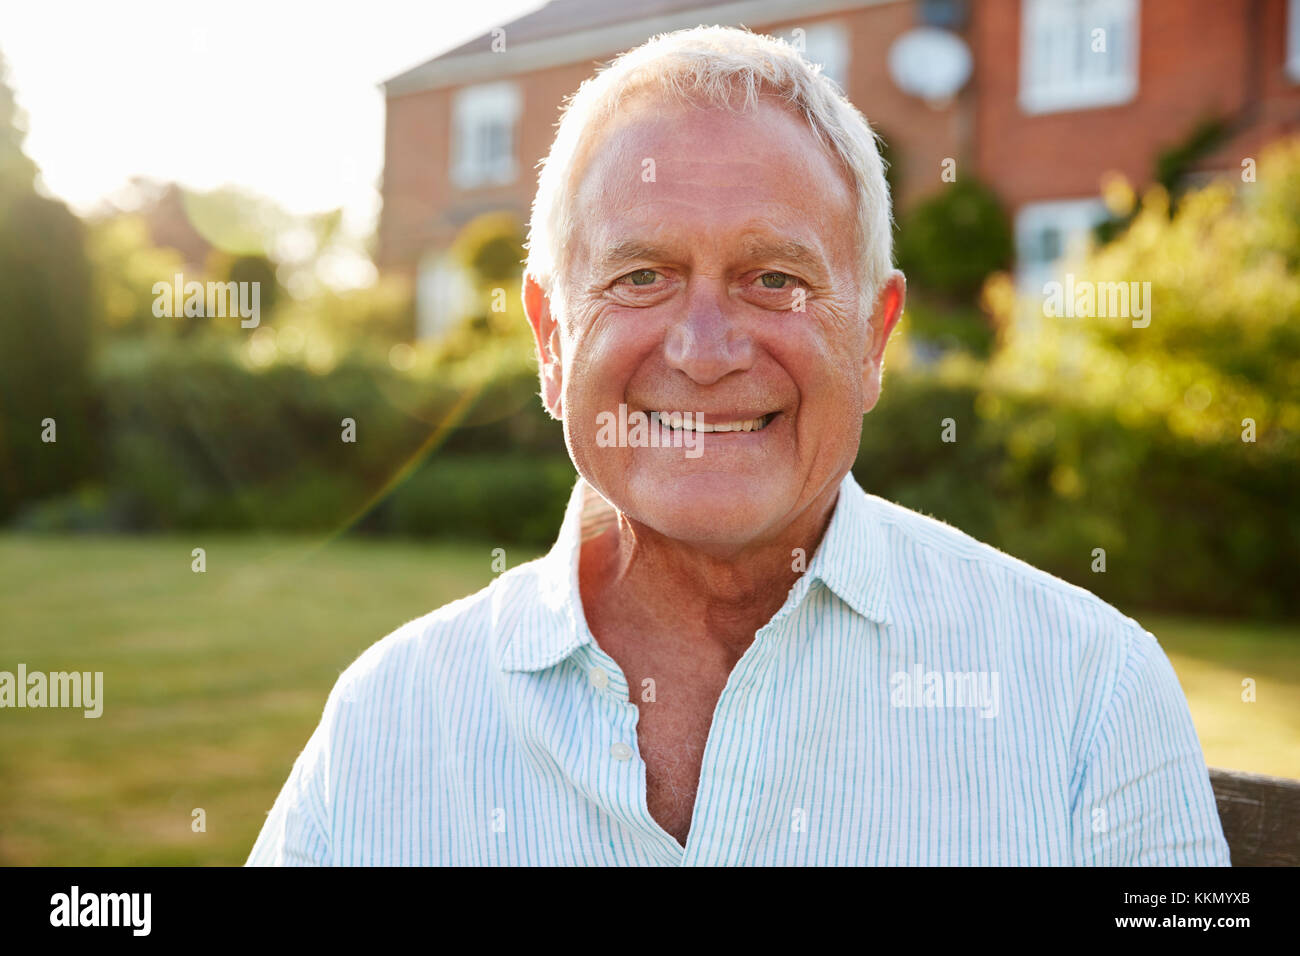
[494,470,890,673]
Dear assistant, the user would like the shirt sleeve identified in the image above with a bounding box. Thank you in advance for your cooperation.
[246,708,334,866]
[1069,624,1231,866]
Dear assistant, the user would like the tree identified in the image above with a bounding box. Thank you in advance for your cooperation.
[988,136,1300,449]
[0,52,96,516]
[977,137,1300,616]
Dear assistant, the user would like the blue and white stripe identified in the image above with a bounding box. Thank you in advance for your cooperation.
[248,471,1229,865]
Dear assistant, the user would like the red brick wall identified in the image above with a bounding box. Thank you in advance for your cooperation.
[378,89,448,276]
[972,0,1300,212]
[381,0,1300,274]
[377,2,966,273]
[766,3,965,210]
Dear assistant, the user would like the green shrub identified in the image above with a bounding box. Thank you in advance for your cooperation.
[854,370,1298,619]
[86,338,564,534]
[897,293,994,358]
[383,455,575,547]
[0,191,96,517]
[895,178,1014,301]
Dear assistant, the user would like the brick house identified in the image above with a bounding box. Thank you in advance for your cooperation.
[379,0,1300,339]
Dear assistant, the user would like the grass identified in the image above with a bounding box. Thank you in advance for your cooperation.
[0,533,1296,865]
[1144,615,1300,782]
[0,532,540,866]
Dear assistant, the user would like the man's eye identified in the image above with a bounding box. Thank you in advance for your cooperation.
[758,272,798,289]
[620,269,659,287]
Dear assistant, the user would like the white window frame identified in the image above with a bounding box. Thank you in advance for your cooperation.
[416,250,474,340]
[784,21,851,91]
[450,81,521,189]
[1014,197,1109,292]
[1019,0,1139,114]
[1288,0,1300,83]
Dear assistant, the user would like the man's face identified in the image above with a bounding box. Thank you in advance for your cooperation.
[526,95,903,551]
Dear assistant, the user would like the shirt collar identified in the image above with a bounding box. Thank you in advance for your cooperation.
[493,474,596,673]
[804,470,892,626]
[494,470,890,673]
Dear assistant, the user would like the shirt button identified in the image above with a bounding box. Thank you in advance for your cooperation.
[610,742,633,761]
[589,666,609,690]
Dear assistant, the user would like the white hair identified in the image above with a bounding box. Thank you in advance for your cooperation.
[523,24,895,317]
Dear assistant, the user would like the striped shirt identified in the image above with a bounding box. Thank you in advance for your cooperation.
[247,471,1230,866]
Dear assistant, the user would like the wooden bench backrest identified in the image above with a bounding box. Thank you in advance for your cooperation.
[1209,767,1300,866]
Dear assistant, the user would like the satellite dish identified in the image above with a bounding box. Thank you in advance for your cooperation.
[888,27,972,103]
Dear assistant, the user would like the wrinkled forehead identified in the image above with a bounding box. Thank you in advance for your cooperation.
[572,89,849,207]
[565,92,856,276]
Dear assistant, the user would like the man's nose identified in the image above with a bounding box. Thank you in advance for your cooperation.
[662,285,755,386]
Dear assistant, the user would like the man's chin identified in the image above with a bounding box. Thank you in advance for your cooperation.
[621,471,790,549]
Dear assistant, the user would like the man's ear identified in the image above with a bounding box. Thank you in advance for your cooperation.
[523,273,564,419]
[861,270,906,414]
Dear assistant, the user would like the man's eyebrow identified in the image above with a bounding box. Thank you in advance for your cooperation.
[738,234,828,273]
[593,239,677,274]
[592,235,829,275]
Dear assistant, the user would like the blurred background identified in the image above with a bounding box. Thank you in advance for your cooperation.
[0,0,1297,864]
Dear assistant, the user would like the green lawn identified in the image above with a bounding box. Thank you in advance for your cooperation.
[1143,614,1300,783]
[0,533,1296,865]
[0,533,541,866]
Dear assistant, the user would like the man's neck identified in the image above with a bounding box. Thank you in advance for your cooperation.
[577,482,841,661]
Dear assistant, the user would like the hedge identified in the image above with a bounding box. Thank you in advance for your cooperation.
[9,341,1297,618]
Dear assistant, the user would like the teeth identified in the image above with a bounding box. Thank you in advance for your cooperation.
[654,411,771,432]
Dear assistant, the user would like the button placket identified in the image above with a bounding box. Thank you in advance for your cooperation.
[576,648,638,761]
[571,645,681,860]
[609,741,633,761]
[681,620,786,865]
[579,644,629,700]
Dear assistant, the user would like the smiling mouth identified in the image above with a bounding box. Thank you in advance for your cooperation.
[648,411,778,433]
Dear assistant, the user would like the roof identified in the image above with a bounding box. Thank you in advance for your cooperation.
[435,0,715,59]
[382,0,892,95]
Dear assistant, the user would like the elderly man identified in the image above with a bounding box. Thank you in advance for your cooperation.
[249,26,1228,866]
